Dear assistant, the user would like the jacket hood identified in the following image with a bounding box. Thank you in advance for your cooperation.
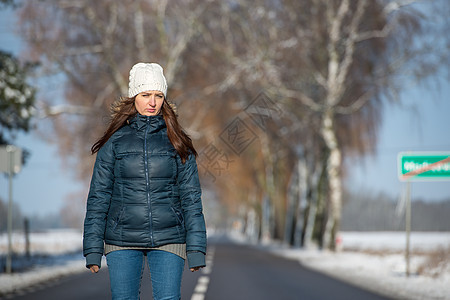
[129,114,166,133]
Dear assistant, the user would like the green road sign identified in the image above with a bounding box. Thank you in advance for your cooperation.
[398,152,450,181]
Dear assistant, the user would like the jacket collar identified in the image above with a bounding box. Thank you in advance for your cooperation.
[129,114,166,133]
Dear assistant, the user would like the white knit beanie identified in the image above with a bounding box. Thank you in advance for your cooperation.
[128,62,168,98]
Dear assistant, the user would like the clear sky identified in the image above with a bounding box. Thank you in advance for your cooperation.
[0,7,449,217]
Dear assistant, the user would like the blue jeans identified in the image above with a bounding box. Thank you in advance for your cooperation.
[106,249,184,300]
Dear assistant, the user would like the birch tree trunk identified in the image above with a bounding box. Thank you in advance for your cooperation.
[293,157,308,248]
[320,109,342,249]
[284,161,299,245]
[303,160,323,249]
[259,133,277,242]
[245,187,259,243]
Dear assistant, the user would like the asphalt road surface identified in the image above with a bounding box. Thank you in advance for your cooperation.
[2,237,392,300]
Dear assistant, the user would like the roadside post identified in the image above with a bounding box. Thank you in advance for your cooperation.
[397,152,450,277]
[0,145,23,274]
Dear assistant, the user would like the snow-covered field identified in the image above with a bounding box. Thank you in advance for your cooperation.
[0,229,83,255]
[1,230,449,299]
[0,229,86,296]
[339,231,450,253]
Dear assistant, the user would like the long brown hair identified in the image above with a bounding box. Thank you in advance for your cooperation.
[91,97,197,163]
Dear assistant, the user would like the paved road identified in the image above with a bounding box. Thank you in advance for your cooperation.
[1,261,198,300]
[2,237,392,300]
[205,238,390,300]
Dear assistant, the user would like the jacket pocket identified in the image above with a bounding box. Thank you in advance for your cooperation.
[112,207,125,231]
[171,207,184,225]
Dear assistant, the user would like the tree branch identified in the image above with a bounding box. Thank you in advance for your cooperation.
[383,0,419,15]
[355,24,392,43]
[63,45,103,56]
[37,103,93,118]
[335,90,373,114]
[273,88,323,112]
[82,4,127,95]
[326,0,350,104]
[133,0,148,60]
[93,82,115,109]
[335,0,368,90]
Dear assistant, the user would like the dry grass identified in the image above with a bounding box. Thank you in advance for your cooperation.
[343,246,450,278]
[416,247,450,278]
[342,247,402,256]
[342,247,433,256]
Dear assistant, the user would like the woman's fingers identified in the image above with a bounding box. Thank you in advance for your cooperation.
[90,265,100,273]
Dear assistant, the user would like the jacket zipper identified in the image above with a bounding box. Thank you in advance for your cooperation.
[144,117,154,246]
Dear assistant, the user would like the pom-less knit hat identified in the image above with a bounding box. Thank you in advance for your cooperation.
[128,62,168,98]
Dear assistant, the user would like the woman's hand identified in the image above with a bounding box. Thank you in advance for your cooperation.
[89,265,100,273]
[190,266,203,272]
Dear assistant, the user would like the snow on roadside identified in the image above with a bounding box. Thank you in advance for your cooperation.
[230,231,450,300]
[0,258,86,295]
[0,229,87,296]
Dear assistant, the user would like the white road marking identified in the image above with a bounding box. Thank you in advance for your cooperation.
[190,247,215,300]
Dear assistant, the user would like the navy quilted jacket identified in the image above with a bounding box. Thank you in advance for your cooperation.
[83,114,206,269]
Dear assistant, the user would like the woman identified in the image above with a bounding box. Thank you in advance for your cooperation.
[83,62,207,300]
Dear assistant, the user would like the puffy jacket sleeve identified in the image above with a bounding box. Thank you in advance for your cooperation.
[177,154,207,268]
[83,139,115,268]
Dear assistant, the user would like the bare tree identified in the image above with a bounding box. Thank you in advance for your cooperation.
[16,0,449,245]
[276,0,448,249]
[202,0,449,248]
[18,0,213,178]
